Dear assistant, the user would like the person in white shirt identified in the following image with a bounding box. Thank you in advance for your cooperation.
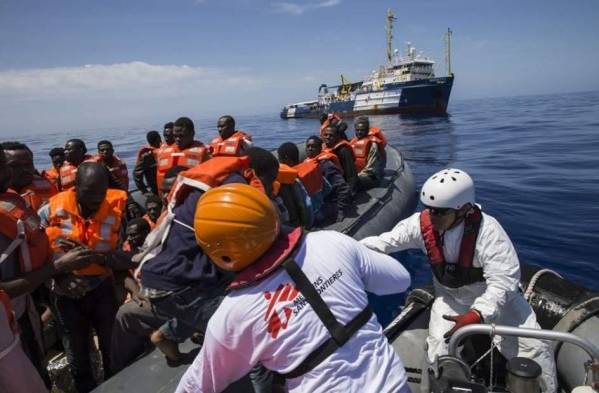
[176,183,412,393]
[360,168,556,392]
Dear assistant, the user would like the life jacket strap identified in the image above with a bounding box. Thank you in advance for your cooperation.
[279,258,372,379]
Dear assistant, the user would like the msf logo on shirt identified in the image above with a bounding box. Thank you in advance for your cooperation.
[263,283,299,339]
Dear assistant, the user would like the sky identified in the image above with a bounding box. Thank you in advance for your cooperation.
[0,0,598,134]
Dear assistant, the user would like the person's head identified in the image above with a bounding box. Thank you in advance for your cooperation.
[216,115,236,139]
[420,168,475,232]
[173,117,195,150]
[64,139,87,164]
[75,162,109,217]
[322,125,340,148]
[161,165,188,196]
[0,142,35,189]
[126,199,144,220]
[97,140,114,161]
[144,194,163,222]
[125,218,151,250]
[247,147,279,197]
[194,183,280,271]
[319,113,329,125]
[163,122,175,145]
[277,142,300,166]
[0,147,13,193]
[146,130,161,148]
[354,116,370,139]
[49,147,65,169]
[305,135,323,159]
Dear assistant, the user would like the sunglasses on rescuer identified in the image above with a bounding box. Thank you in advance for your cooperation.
[425,206,455,216]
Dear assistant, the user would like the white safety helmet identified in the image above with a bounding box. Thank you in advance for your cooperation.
[420,168,475,210]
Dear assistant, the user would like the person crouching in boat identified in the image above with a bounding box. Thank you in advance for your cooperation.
[350,117,386,191]
[209,115,252,157]
[176,183,413,393]
[360,168,557,392]
[322,125,357,191]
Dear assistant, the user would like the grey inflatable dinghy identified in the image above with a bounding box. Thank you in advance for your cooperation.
[93,145,418,392]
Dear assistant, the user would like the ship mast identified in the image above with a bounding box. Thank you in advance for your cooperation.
[444,28,453,76]
[386,9,397,65]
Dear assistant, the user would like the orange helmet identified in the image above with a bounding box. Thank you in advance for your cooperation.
[194,183,280,271]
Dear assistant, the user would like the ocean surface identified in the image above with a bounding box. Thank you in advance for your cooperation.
[12,90,599,325]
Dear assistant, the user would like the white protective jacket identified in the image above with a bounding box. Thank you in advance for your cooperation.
[360,209,556,392]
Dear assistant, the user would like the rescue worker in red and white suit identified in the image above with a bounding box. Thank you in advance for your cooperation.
[360,168,556,392]
[176,183,413,393]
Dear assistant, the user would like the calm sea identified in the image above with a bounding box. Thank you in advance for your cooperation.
[13,90,599,325]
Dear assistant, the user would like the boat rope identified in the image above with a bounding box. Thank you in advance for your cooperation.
[524,268,563,302]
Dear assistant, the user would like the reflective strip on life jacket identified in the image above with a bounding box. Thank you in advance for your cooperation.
[0,192,49,273]
[156,142,209,191]
[419,207,484,288]
[210,131,252,157]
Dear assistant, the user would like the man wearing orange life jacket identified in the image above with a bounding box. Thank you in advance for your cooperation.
[319,112,349,140]
[0,147,96,390]
[111,151,276,374]
[323,124,358,191]
[304,135,352,224]
[156,117,210,194]
[153,122,176,168]
[350,116,387,191]
[58,139,94,191]
[41,147,65,187]
[210,115,253,157]
[95,140,129,191]
[1,142,57,211]
[39,162,128,392]
[133,131,162,195]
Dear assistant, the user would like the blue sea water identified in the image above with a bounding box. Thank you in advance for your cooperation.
[13,90,599,325]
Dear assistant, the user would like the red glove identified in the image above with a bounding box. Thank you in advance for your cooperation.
[442,309,482,339]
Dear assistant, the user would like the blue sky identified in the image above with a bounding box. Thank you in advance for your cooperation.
[1,0,598,134]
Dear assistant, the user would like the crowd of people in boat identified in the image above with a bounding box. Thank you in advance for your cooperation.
[0,112,558,393]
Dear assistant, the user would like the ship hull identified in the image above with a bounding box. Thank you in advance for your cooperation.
[280,76,453,119]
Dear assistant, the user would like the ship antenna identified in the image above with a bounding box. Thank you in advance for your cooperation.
[386,9,397,65]
[444,28,453,76]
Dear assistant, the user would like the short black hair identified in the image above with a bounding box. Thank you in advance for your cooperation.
[247,147,279,177]
[164,122,174,130]
[127,217,151,233]
[66,138,87,153]
[0,141,32,154]
[165,165,188,179]
[146,130,161,145]
[277,142,299,165]
[145,193,163,207]
[355,116,369,125]
[219,115,235,128]
[319,113,328,124]
[174,117,195,133]
[97,140,113,148]
[306,135,322,145]
[49,147,65,157]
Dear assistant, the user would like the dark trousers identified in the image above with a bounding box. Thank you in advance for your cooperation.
[53,278,118,393]
[110,297,168,373]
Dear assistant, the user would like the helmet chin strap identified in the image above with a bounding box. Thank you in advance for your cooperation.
[446,205,473,231]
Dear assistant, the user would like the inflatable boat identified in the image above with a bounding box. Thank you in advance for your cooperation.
[386,265,599,392]
[93,145,418,392]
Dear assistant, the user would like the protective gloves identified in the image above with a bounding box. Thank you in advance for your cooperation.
[442,309,482,341]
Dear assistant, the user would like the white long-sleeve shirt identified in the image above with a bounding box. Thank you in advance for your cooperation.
[360,210,522,322]
[176,230,411,393]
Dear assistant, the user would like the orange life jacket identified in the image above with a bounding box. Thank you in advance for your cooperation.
[156,141,209,192]
[210,131,252,157]
[42,166,60,187]
[168,155,261,207]
[0,192,50,273]
[350,135,385,173]
[419,207,484,288]
[45,188,127,276]
[58,155,94,191]
[0,289,18,334]
[367,127,387,148]
[293,159,324,196]
[91,155,129,191]
[19,175,58,211]
[319,113,343,137]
